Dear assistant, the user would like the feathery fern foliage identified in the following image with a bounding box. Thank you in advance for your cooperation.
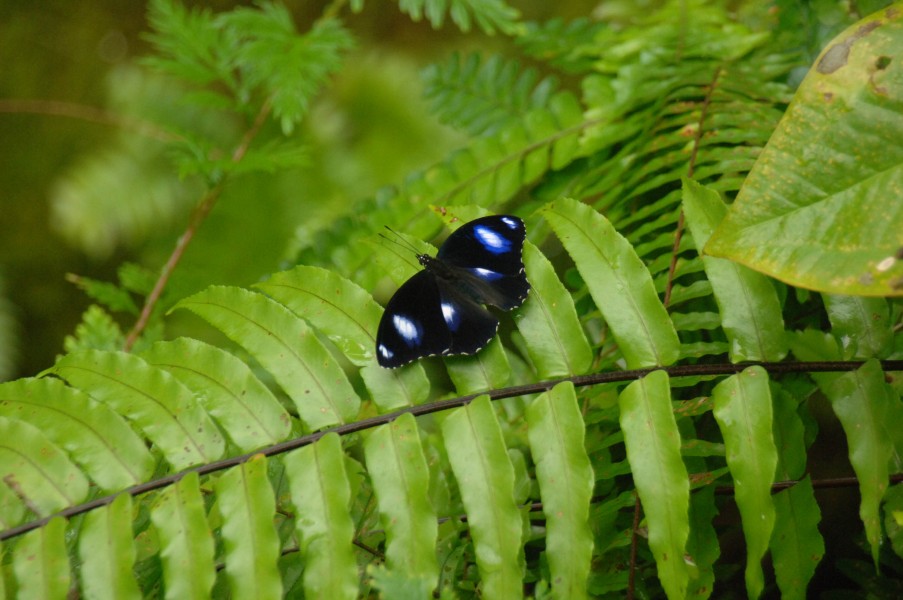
[2,1,902,599]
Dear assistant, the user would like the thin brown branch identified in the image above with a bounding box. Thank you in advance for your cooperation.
[2,359,901,542]
[122,99,273,351]
[662,66,722,308]
[0,98,181,143]
[627,492,642,600]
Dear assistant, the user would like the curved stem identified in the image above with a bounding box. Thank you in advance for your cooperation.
[2,359,901,542]
[122,99,273,351]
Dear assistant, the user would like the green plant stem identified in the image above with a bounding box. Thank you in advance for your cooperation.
[122,99,273,351]
[3,359,901,543]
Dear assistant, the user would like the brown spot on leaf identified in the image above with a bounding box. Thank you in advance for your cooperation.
[817,21,882,74]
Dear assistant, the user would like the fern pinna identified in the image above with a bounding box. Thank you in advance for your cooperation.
[2,1,903,599]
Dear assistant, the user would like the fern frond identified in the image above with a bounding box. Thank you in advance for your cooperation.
[397,0,522,35]
[517,17,606,73]
[422,53,559,136]
[217,9,353,133]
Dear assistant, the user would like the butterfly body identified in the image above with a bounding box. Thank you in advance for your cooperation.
[376,215,530,368]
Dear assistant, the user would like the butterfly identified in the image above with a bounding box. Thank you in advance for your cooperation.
[376,215,530,368]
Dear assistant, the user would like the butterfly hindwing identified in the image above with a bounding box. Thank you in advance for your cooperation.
[376,270,451,368]
[376,215,529,368]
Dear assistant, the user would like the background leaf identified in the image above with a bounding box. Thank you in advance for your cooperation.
[705,6,903,296]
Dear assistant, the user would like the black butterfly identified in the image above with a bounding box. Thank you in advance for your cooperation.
[376,215,530,368]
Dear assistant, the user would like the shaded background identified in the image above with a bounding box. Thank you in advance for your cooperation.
[0,0,597,380]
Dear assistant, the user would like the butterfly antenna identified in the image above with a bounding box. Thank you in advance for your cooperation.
[379,226,421,256]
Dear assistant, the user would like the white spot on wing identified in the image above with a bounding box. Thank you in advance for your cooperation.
[392,314,421,348]
[474,225,512,254]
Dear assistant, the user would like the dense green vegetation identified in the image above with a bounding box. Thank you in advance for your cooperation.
[1,0,901,597]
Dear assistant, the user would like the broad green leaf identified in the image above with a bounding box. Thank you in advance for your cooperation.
[446,335,511,394]
[526,382,594,599]
[0,417,88,516]
[52,350,224,470]
[823,294,892,358]
[515,243,592,377]
[283,433,357,600]
[363,413,438,595]
[174,286,360,430]
[214,455,282,600]
[256,266,382,365]
[771,477,824,600]
[544,198,680,368]
[441,395,524,599]
[142,338,291,450]
[78,493,141,600]
[712,367,777,599]
[150,472,216,600]
[820,358,895,566]
[618,370,689,600]
[0,377,153,490]
[257,266,431,410]
[705,7,903,296]
[681,178,787,362]
[13,517,68,600]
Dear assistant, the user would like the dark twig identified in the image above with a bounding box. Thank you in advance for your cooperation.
[1,359,900,542]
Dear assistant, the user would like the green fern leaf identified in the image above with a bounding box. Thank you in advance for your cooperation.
[13,518,69,599]
[0,417,88,516]
[441,395,524,599]
[818,359,896,567]
[217,10,353,134]
[771,477,824,600]
[363,413,438,592]
[77,494,142,600]
[544,198,680,369]
[52,349,225,470]
[141,338,291,450]
[0,377,154,491]
[516,243,592,378]
[618,371,690,600]
[526,382,594,599]
[174,286,360,430]
[284,433,358,600]
[517,18,604,73]
[422,53,558,136]
[63,305,126,353]
[398,0,521,35]
[214,455,283,599]
[682,178,787,362]
[712,367,777,599]
[150,472,216,598]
